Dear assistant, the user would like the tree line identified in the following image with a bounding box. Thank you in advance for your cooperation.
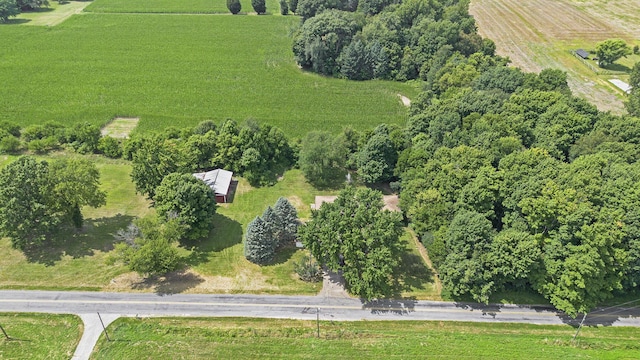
[292,0,494,80]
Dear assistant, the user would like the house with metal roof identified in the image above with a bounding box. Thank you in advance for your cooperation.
[193,169,234,203]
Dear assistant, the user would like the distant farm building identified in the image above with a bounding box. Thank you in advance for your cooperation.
[609,79,632,94]
[575,49,589,59]
[193,169,233,203]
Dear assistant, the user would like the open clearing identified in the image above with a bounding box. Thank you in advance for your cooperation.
[92,317,640,359]
[0,156,437,298]
[469,0,640,113]
[0,10,414,138]
[100,117,139,138]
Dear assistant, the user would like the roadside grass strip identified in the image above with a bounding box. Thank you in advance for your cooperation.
[0,313,82,360]
[91,317,640,359]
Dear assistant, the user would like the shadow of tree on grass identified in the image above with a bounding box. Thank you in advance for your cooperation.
[183,213,242,267]
[22,214,134,266]
[131,269,205,295]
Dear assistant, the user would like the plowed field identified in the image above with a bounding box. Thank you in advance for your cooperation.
[470,0,640,113]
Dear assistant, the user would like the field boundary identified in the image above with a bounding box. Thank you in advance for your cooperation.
[570,51,627,75]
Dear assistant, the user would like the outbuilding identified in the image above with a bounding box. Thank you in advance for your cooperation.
[575,49,590,59]
[193,169,234,203]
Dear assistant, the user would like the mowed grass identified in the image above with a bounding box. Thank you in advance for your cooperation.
[0,156,150,291]
[0,14,414,138]
[86,0,283,14]
[92,317,640,359]
[0,154,435,297]
[0,313,82,360]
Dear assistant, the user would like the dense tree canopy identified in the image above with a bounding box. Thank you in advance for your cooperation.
[396,47,640,315]
[154,173,217,242]
[0,0,20,23]
[299,187,404,299]
[298,131,347,187]
[0,156,105,250]
[293,0,489,80]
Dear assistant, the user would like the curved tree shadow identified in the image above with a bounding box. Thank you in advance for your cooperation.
[183,213,242,267]
[131,269,205,295]
[22,214,135,265]
[1,19,31,25]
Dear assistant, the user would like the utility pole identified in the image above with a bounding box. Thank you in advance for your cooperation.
[0,324,9,340]
[572,312,587,342]
[97,312,111,342]
[316,307,320,338]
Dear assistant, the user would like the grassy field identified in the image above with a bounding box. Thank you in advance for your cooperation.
[469,0,640,114]
[0,12,414,138]
[86,0,283,14]
[0,155,436,296]
[91,317,640,359]
[0,313,82,360]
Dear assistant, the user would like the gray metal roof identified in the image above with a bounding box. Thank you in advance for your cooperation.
[575,49,589,59]
[193,169,233,196]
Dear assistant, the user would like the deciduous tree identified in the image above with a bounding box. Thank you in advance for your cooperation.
[0,0,20,23]
[299,187,403,300]
[595,39,631,67]
[154,173,217,242]
[251,0,266,14]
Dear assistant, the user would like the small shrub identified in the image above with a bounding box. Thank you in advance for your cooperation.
[98,136,123,158]
[0,121,21,137]
[634,45,639,55]
[0,134,21,154]
[27,136,60,154]
[294,254,323,282]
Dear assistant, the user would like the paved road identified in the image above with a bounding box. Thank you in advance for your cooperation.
[3,290,640,359]
[2,290,639,327]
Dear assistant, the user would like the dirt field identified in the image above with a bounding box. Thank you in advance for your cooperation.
[469,0,639,113]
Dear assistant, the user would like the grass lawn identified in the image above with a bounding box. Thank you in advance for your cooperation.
[86,0,283,14]
[0,13,415,138]
[0,153,436,297]
[92,317,640,359]
[0,156,150,291]
[0,313,82,360]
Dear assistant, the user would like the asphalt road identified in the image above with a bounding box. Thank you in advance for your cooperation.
[2,290,640,327]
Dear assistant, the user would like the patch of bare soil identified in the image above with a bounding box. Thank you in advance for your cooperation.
[100,117,139,139]
[313,195,400,212]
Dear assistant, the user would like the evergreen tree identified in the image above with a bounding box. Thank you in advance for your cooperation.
[274,197,299,245]
[244,216,276,264]
[279,0,288,15]
[227,0,241,14]
[288,0,298,13]
[261,206,282,245]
